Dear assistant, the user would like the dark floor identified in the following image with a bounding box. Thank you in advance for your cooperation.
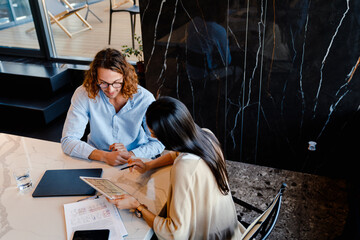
[228,161,349,240]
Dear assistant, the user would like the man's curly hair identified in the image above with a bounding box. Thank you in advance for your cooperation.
[83,48,138,99]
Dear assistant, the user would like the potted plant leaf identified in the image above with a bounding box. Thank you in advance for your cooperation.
[121,34,145,86]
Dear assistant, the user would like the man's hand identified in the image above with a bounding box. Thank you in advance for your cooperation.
[103,151,132,166]
[109,143,127,152]
[88,148,133,166]
[109,143,135,156]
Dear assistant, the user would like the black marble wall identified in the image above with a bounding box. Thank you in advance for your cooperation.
[139,0,360,177]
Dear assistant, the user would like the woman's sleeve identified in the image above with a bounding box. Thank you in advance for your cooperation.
[61,88,96,159]
[153,161,194,239]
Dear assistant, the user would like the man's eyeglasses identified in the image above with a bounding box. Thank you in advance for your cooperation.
[97,82,123,89]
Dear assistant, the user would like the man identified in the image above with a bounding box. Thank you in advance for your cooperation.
[61,48,164,166]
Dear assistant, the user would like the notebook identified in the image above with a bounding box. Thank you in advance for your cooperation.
[32,168,103,197]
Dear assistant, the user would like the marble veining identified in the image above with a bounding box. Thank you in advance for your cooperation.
[139,0,360,176]
[313,0,349,118]
[0,134,170,240]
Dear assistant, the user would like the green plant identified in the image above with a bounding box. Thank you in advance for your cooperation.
[121,34,143,62]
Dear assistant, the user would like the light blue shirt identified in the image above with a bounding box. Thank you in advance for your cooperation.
[61,85,164,160]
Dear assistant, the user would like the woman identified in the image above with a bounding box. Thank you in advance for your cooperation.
[108,97,244,239]
[61,48,164,166]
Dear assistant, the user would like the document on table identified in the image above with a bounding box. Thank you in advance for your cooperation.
[64,196,127,240]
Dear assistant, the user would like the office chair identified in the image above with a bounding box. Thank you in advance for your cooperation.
[108,0,140,48]
[85,0,104,22]
[233,183,287,240]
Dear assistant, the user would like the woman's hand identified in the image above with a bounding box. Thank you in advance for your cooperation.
[128,158,148,173]
[107,194,140,210]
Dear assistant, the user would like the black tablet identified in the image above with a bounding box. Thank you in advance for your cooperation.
[32,168,103,197]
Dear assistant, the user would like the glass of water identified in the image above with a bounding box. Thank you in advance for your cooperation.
[13,167,33,191]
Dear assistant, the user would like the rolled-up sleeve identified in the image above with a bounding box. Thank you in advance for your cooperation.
[61,87,96,159]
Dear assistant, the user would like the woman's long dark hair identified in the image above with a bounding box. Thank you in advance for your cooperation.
[146,96,229,195]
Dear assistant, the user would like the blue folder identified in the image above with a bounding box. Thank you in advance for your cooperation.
[32,168,103,197]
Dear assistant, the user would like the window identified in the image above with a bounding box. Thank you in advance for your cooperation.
[0,0,39,50]
[0,0,141,63]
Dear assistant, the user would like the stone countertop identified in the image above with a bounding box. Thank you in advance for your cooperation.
[227,160,348,240]
[0,133,170,240]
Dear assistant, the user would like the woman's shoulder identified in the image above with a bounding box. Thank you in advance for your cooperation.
[172,153,213,182]
[201,128,218,141]
[202,128,214,135]
[173,153,201,171]
[178,152,200,160]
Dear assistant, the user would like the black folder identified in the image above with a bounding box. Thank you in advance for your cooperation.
[32,168,103,197]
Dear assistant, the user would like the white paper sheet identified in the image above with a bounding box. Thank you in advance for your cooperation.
[64,196,128,240]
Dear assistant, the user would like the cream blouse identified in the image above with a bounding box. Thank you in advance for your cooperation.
[153,152,245,239]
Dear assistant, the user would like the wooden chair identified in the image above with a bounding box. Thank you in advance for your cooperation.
[84,0,104,23]
[108,0,139,47]
[233,183,287,240]
[111,0,132,9]
[45,0,92,38]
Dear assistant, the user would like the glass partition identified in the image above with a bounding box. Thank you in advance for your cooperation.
[0,0,39,49]
[43,0,141,61]
[0,0,142,62]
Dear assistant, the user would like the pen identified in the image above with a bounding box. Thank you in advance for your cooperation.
[77,195,99,202]
[119,165,133,171]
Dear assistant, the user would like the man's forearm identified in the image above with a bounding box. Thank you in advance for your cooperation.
[88,149,106,162]
[61,137,96,160]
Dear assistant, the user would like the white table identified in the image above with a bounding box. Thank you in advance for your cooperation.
[0,133,171,240]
